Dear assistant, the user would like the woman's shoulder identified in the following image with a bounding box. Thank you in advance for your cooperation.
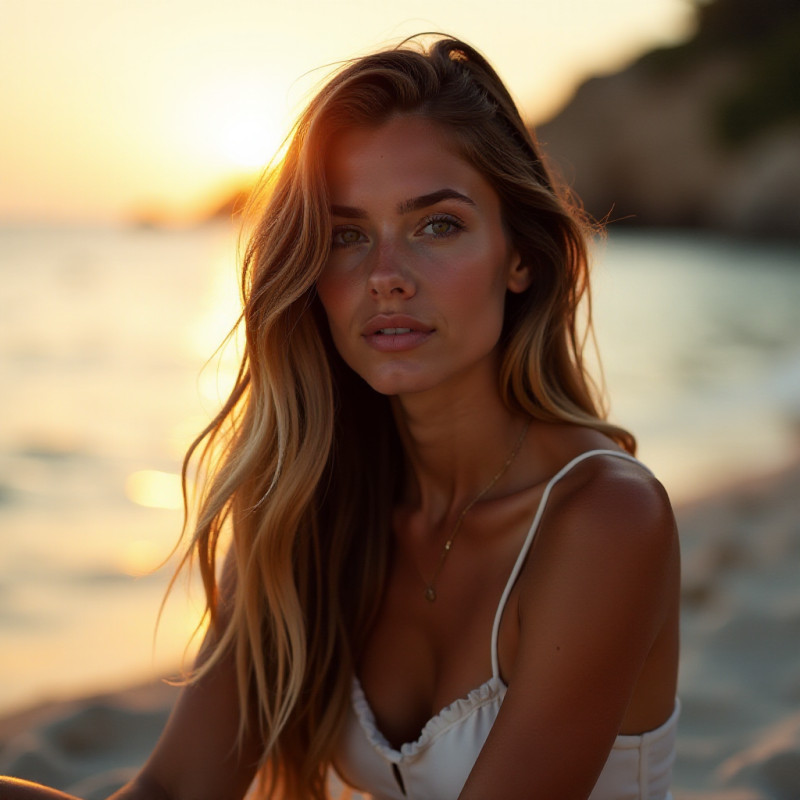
[528,422,676,555]
[575,446,668,506]
[514,425,680,645]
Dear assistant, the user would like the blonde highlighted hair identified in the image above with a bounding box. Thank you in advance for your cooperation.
[178,34,634,799]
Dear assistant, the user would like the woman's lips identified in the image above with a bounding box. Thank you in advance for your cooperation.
[362,316,434,352]
[364,329,433,351]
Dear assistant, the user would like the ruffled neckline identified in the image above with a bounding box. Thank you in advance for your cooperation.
[351,675,507,763]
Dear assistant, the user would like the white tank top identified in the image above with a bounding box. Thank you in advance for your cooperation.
[333,450,679,799]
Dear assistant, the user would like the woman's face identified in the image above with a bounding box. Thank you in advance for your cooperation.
[316,115,530,398]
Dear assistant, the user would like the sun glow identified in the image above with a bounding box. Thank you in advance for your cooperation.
[181,78,290,175]
[125,470,183,510]
[217,117,283,171]
[0,1,693,224]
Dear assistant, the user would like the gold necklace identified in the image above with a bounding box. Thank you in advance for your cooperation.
[420,419,530,602]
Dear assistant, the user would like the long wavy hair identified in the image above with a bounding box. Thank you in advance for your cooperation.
[177,34,635,799]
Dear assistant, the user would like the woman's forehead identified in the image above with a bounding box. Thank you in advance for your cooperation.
[323,116,495,209]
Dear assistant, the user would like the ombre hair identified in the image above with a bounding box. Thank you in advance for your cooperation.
[178,34,634,799]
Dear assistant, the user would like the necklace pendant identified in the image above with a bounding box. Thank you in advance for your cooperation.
[424,586,437,602]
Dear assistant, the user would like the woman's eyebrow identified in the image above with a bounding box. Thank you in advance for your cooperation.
[397,188,475,214]
[330,204,367,219]
[329,189,475,220]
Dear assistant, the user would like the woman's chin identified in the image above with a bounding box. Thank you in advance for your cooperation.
[360,367,436,398]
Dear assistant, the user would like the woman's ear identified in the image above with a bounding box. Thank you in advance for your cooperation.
[506,250,533,294]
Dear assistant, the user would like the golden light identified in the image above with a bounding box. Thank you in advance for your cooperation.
[218,116,283,171]
[117,539,165,577]
[190,249,244,358]
[179,77,290,176]
[125,470,183,510]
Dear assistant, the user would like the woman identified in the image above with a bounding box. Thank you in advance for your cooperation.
[2,35,680,800]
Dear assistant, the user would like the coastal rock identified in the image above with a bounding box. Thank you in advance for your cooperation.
[537,47,800,239]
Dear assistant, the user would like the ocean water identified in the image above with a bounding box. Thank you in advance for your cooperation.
[1,223,799,714]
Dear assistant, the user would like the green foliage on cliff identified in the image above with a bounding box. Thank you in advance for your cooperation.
[690,0,799,51]
[638,0,800,146]
[716,18,800,146]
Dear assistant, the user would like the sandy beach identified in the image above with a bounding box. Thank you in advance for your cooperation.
[1,459,799,799]
[671,457,800,799]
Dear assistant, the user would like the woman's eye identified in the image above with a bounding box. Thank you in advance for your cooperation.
[332,227,366,247]
[420,215,463,238]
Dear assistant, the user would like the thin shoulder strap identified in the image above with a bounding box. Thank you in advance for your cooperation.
[490,449,649,679]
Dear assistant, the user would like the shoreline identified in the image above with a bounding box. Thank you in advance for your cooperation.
[2,459,800,799]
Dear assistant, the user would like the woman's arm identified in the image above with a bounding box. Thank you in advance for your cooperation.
[107,636,263,800]
[459,458,680,800]
[0,779,83,799]
[0,639,261,800]
[108,550,264,800]
[1,552,264,800]
[0,775,171,800]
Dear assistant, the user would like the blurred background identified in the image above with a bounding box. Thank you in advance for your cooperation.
[1,0,799,762]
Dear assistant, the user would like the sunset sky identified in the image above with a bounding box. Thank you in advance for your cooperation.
[1,0,693,224]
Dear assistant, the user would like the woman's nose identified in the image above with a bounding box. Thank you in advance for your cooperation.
[367,242,416,299]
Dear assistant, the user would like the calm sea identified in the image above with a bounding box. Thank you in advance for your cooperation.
[1,223,799,713]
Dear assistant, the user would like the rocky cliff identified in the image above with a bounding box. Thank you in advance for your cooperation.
[536,0,800,239]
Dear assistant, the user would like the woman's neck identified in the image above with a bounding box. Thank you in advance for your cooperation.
[390,380,529,527]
